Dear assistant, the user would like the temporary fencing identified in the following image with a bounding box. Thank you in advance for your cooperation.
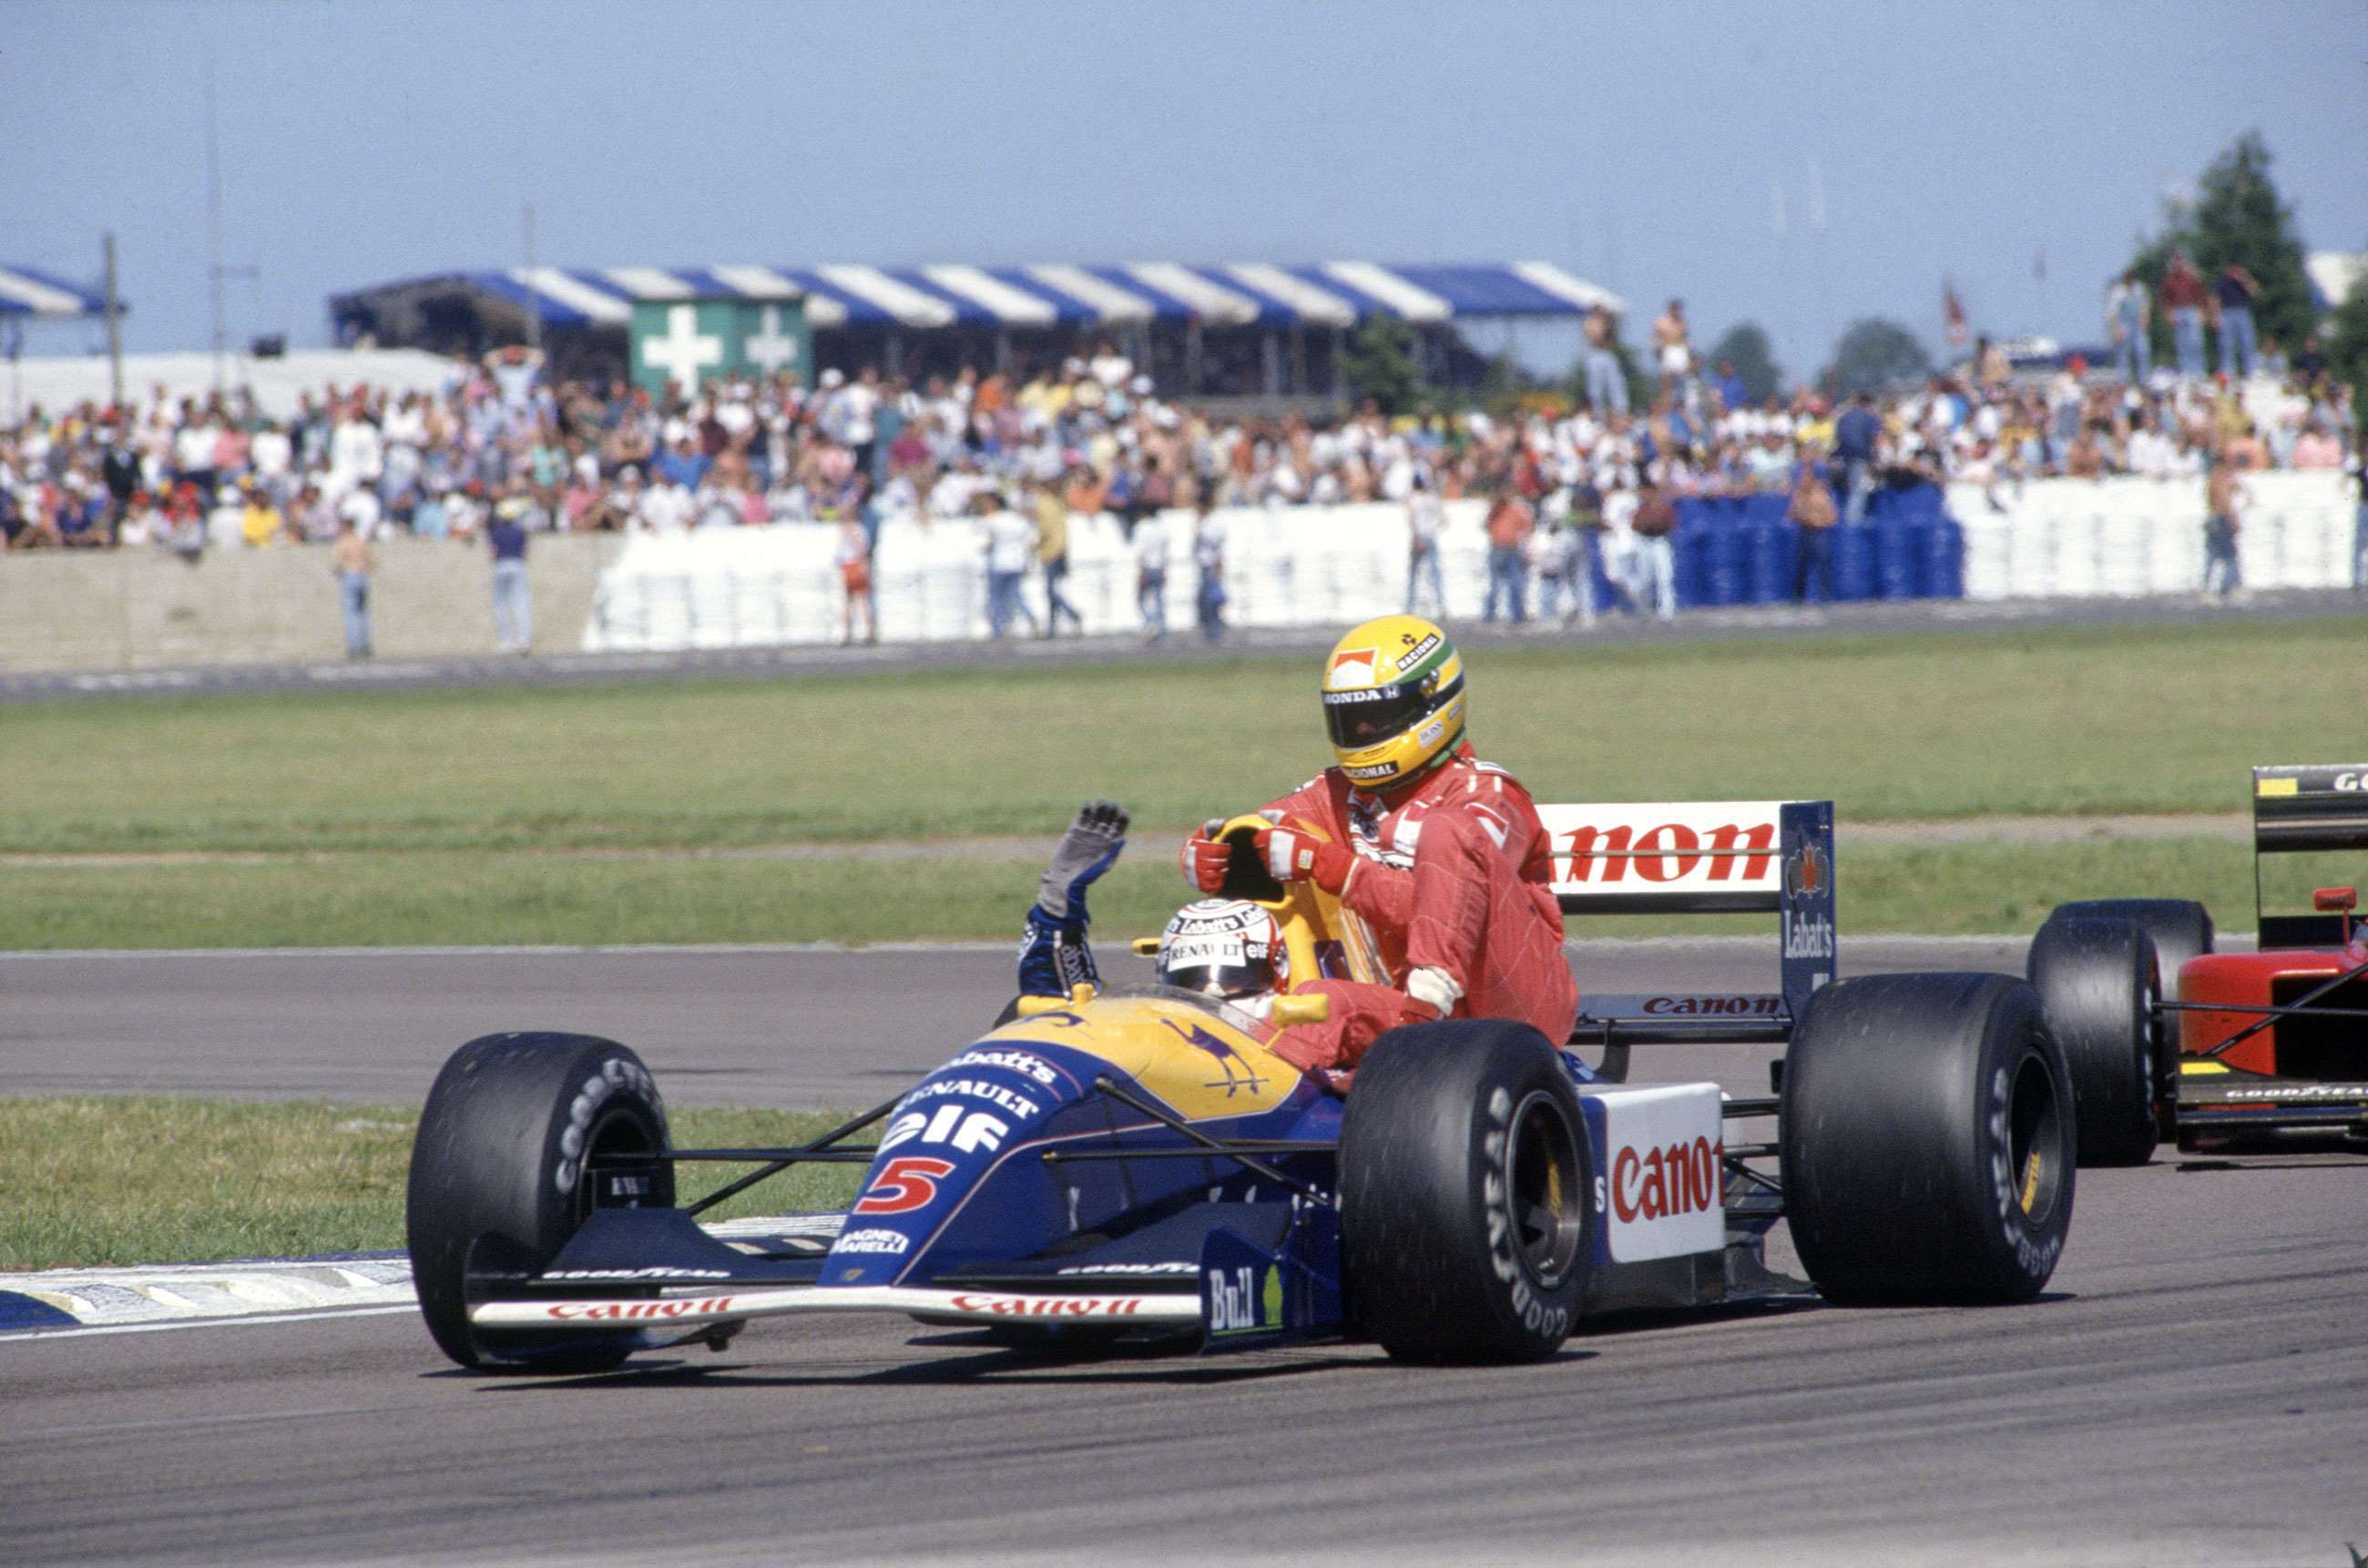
[578,473,2360,651]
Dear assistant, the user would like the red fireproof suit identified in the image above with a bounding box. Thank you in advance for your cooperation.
[1255,744,1577,1069]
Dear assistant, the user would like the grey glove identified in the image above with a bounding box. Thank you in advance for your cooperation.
[1038,799,1131,924]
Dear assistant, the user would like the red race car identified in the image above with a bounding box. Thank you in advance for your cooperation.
[2026,764,2368,1163]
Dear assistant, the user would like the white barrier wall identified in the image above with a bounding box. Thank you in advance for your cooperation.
[582,501,1494,651]
[1952,472,2355,600]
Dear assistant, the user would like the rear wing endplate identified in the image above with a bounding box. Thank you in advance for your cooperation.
[1536,799,1836,1021]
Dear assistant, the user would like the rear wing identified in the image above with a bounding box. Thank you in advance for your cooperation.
[1536,799,1836,1023]
[2252,766,2368,854]
[2251,766,2368,949]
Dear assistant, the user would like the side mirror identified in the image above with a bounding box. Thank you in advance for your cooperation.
[1129,937,1161,957]
[1269,993,1333,1027]
[2312,887,2357,912]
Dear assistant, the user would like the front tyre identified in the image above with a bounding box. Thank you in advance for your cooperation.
[1781,973,2073,1305]
[1340,1020,1593,1363]
[406,1033,674,1373]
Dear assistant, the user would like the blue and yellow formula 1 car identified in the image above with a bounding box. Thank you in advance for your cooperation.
[408,797,2079,1371]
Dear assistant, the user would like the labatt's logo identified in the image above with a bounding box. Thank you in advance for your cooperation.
[1782,839,1834,960]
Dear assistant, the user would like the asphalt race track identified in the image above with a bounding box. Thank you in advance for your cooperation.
[4,940,2365,1566]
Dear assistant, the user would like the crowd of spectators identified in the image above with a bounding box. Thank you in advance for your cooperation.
[1,306,2357,563]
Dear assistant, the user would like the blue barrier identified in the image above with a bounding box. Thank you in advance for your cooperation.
[1665,483,1959,608]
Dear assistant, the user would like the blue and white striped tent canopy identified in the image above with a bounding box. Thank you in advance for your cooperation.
[0,264,109,317]
[341,261,1622,331]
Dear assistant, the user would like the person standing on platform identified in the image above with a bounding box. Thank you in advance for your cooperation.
[2212,263,2261,380]
[2105,270,2151,383]
[2159,250,2210,380]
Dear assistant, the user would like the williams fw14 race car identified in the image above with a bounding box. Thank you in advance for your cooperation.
[407,797,2082,1373]
[2023,763,2368,1161]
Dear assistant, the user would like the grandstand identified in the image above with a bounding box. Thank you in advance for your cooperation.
[328,260,1622,396]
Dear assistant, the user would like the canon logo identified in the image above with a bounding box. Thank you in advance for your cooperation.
[1641,994,1782,1016]
[947,1294,1145,1318]
[1557,822,1777,884]
[545,1296,735,1321]
[1611,1136,1723,1225]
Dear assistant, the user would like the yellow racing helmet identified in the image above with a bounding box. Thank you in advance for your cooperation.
[1320,615,1466,789]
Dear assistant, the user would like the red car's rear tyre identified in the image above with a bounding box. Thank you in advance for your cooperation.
[2028,917,2163,1166]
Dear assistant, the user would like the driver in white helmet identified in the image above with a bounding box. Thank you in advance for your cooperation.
[1016,802,1437,1074]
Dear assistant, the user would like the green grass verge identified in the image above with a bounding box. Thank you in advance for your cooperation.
[0,1098,862,1272]
[2,616,2353,859]
[0,836,2267,950]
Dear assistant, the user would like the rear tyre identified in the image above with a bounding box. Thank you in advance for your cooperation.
[2040,899,2212,998]
[2027,917,2162,1166]
[1340,1019,1593,1363]
[406,1033,674,1373]
[1781,973,2073,1304]
[2040,899,2209,1139]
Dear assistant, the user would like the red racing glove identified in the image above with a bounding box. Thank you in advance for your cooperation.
[1253,825,1354,895]
[1179,819,1231,894]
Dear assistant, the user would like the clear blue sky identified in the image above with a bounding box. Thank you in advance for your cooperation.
[6,0,2364,381]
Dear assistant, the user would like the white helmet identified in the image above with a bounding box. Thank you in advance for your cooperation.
[1158,900,1286,999]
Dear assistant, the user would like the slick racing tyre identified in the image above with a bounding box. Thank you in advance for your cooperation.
[407,1033,674,1373]
[2039,898,2210,1142]
[2040,899,2212,1000]
[1340,1019,1592,1363]
[2027,917,2163,1166]
[1781,973,2073,1305]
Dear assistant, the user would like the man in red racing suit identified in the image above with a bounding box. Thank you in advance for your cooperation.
[1228,743,1577,1072]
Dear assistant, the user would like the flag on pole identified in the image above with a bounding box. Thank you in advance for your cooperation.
[1943,278,1968,349]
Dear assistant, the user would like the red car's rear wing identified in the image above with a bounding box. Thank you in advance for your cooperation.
[2251,766,2368,949]
[1536,799,1836,1026]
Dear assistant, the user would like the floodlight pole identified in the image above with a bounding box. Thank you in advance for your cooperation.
[103,231,124,412]
[522,201,541,352]
[204,45,227,392]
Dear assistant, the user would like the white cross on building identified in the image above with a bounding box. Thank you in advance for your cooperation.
[743,305,801,376]
[641,303,722,394]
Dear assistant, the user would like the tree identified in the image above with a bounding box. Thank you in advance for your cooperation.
[1342,313,1425,415]
[2125,131,2316,371]
[1705,321,1783,404]
[1822,318,1931,398]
